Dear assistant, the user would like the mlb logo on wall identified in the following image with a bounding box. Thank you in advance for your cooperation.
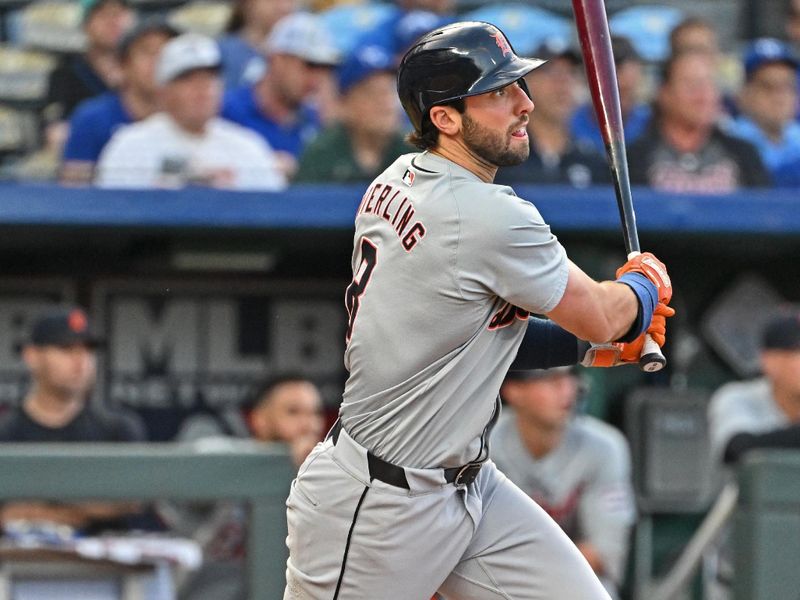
[402,169,415,187]
[92,279,346,439]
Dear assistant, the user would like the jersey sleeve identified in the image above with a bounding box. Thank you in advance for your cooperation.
[708,383,761,462]
[577,423,636,586]
[455,184,568,314]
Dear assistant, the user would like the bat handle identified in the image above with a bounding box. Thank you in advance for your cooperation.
[640,334,666,372]
[627,251,667,372]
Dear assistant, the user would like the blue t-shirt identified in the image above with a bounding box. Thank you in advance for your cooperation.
[774,156,800,186]
[63,92,132,162]
[570,103,651,154]
[726,115,800,175]
[218,34,266,89]
[221,85,322,158]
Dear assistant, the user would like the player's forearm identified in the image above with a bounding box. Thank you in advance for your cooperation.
[547,263,640,344]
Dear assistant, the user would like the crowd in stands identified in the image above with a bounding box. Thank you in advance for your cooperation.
[0,0,799,192]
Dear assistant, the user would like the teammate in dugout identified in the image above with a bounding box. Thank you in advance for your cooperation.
[284,21,674,599]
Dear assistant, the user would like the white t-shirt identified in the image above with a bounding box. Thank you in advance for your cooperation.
[95,113,286,191]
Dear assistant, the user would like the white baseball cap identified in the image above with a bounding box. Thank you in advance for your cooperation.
[264,12,341,66]
[155,33,221,85]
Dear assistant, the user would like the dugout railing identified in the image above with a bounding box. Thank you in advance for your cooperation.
[0,441,295,599]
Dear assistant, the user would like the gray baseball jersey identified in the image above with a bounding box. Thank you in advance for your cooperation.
[708,378,790,461]
[491,411,636,596]
[341,151,568,468]
[706,378,790,599]
[285,151,609,600]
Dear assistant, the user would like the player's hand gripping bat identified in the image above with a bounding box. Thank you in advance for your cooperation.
[571,0,666,372]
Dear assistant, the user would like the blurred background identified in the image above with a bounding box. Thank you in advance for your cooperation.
[0,0,799,598]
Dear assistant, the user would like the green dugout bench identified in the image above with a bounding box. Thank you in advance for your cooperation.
[0,441,295,600]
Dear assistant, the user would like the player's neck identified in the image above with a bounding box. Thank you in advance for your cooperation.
[23,388,85,428]
[516,418,561,459]
[431,141,497,183]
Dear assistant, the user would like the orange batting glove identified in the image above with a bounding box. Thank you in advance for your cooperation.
[582,303,675,367]
[616,252,672,305]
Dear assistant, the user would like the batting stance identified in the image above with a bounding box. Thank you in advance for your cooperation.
[284,22,673,600]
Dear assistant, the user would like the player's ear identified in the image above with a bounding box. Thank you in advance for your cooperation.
[429,105,461,136]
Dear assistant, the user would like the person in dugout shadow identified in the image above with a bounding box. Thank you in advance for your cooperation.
[0,306,147,535]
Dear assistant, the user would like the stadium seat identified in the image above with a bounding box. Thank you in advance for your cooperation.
[8,0,85,53]
[609,4,685,63]
[0,45,57,103]
[0,104,39,154]
[318,2,396,57]
[167,0,233,37]
[461,4,572,58]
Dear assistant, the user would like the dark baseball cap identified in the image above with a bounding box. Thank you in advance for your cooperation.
[117,16,179,60]
[761,311,800,351]
[505,365,574,381]
[29,307,103,348]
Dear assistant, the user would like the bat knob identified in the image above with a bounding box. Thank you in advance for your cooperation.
[638,334,666,372]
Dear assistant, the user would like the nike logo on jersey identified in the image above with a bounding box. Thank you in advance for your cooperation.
[357,182,427,252]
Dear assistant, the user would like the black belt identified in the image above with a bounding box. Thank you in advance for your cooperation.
[328,420,483,489]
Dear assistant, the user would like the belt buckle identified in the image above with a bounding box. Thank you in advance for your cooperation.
[454,463,481,487]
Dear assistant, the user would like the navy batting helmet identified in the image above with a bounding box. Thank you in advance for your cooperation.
[397,21,545,133]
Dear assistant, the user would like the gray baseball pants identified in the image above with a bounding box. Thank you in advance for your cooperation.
[284,425,610,599]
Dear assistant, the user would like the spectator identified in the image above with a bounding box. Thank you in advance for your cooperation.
[41,0,135,172]
[668,16,720,57]
[0,306,146,534]
[60,17,178,185]
[46,0,135,122]
[627,50,770,193]
[161,373,323,600]
[496,40,610,188]
[492,367,635,598]
[221,12,340,180]
[295,45,411,183]
[218,0,297,89]
[726,39,800,176]
[788,0,800,50]
[571,36,651,154]
[95,33,286,190]
[707,310,800,598]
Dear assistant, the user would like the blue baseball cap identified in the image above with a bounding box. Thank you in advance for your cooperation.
[337,44,395,94]
[744,38,799,80]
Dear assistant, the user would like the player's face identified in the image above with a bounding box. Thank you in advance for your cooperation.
[461,81,533,167]
[507,373,578,431]
[762,350,800,401]
[252,381,323,444]
[27,344,97,399]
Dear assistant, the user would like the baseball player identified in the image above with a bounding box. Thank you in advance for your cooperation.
[493,367,636,598]
[284,21,673,600]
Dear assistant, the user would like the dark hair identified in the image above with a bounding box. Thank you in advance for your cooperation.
[406,98,465,150]
[245,371,315,411]
[225,0,247,33]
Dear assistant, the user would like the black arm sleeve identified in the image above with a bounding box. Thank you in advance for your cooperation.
[722,424,800,464]
[509,317,582,371]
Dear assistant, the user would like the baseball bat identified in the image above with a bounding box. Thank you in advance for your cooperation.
[571,0,666,372]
